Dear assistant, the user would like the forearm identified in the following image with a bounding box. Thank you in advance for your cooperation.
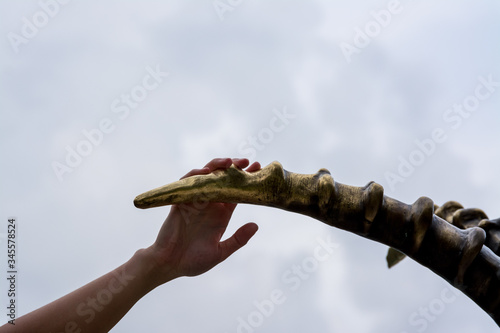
[0,158,258,333]
[1,248,169,333]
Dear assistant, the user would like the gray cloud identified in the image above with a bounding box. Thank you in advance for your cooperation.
[1,0,499,332]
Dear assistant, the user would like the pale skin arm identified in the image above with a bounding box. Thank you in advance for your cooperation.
[0,158,261,333]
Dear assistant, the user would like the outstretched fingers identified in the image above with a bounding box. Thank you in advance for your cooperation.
[180,167,210,179]
[204,158,251,172]
[204,158,233,172]
[181,158,259,180]
[219,223,259,263]
[245,161,261,172]
[180,158,232,179]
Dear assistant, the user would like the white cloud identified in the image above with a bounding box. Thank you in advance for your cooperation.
[1,0,499,332]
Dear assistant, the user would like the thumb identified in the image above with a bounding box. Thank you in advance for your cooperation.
[219,223,258,262]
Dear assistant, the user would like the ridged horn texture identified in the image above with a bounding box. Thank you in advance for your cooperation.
[134,161,500,326]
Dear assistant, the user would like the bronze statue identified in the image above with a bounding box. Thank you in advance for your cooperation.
[134,161,500,326]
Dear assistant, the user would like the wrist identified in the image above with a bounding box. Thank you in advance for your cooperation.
[130,247,179,291]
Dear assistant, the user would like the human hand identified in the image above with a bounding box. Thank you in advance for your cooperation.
[1,158,260,333]
[146,158,261,285]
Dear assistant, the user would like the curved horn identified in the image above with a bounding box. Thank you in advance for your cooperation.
[134,161,500,326]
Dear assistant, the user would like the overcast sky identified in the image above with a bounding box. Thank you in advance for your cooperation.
[1,1,500,332]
